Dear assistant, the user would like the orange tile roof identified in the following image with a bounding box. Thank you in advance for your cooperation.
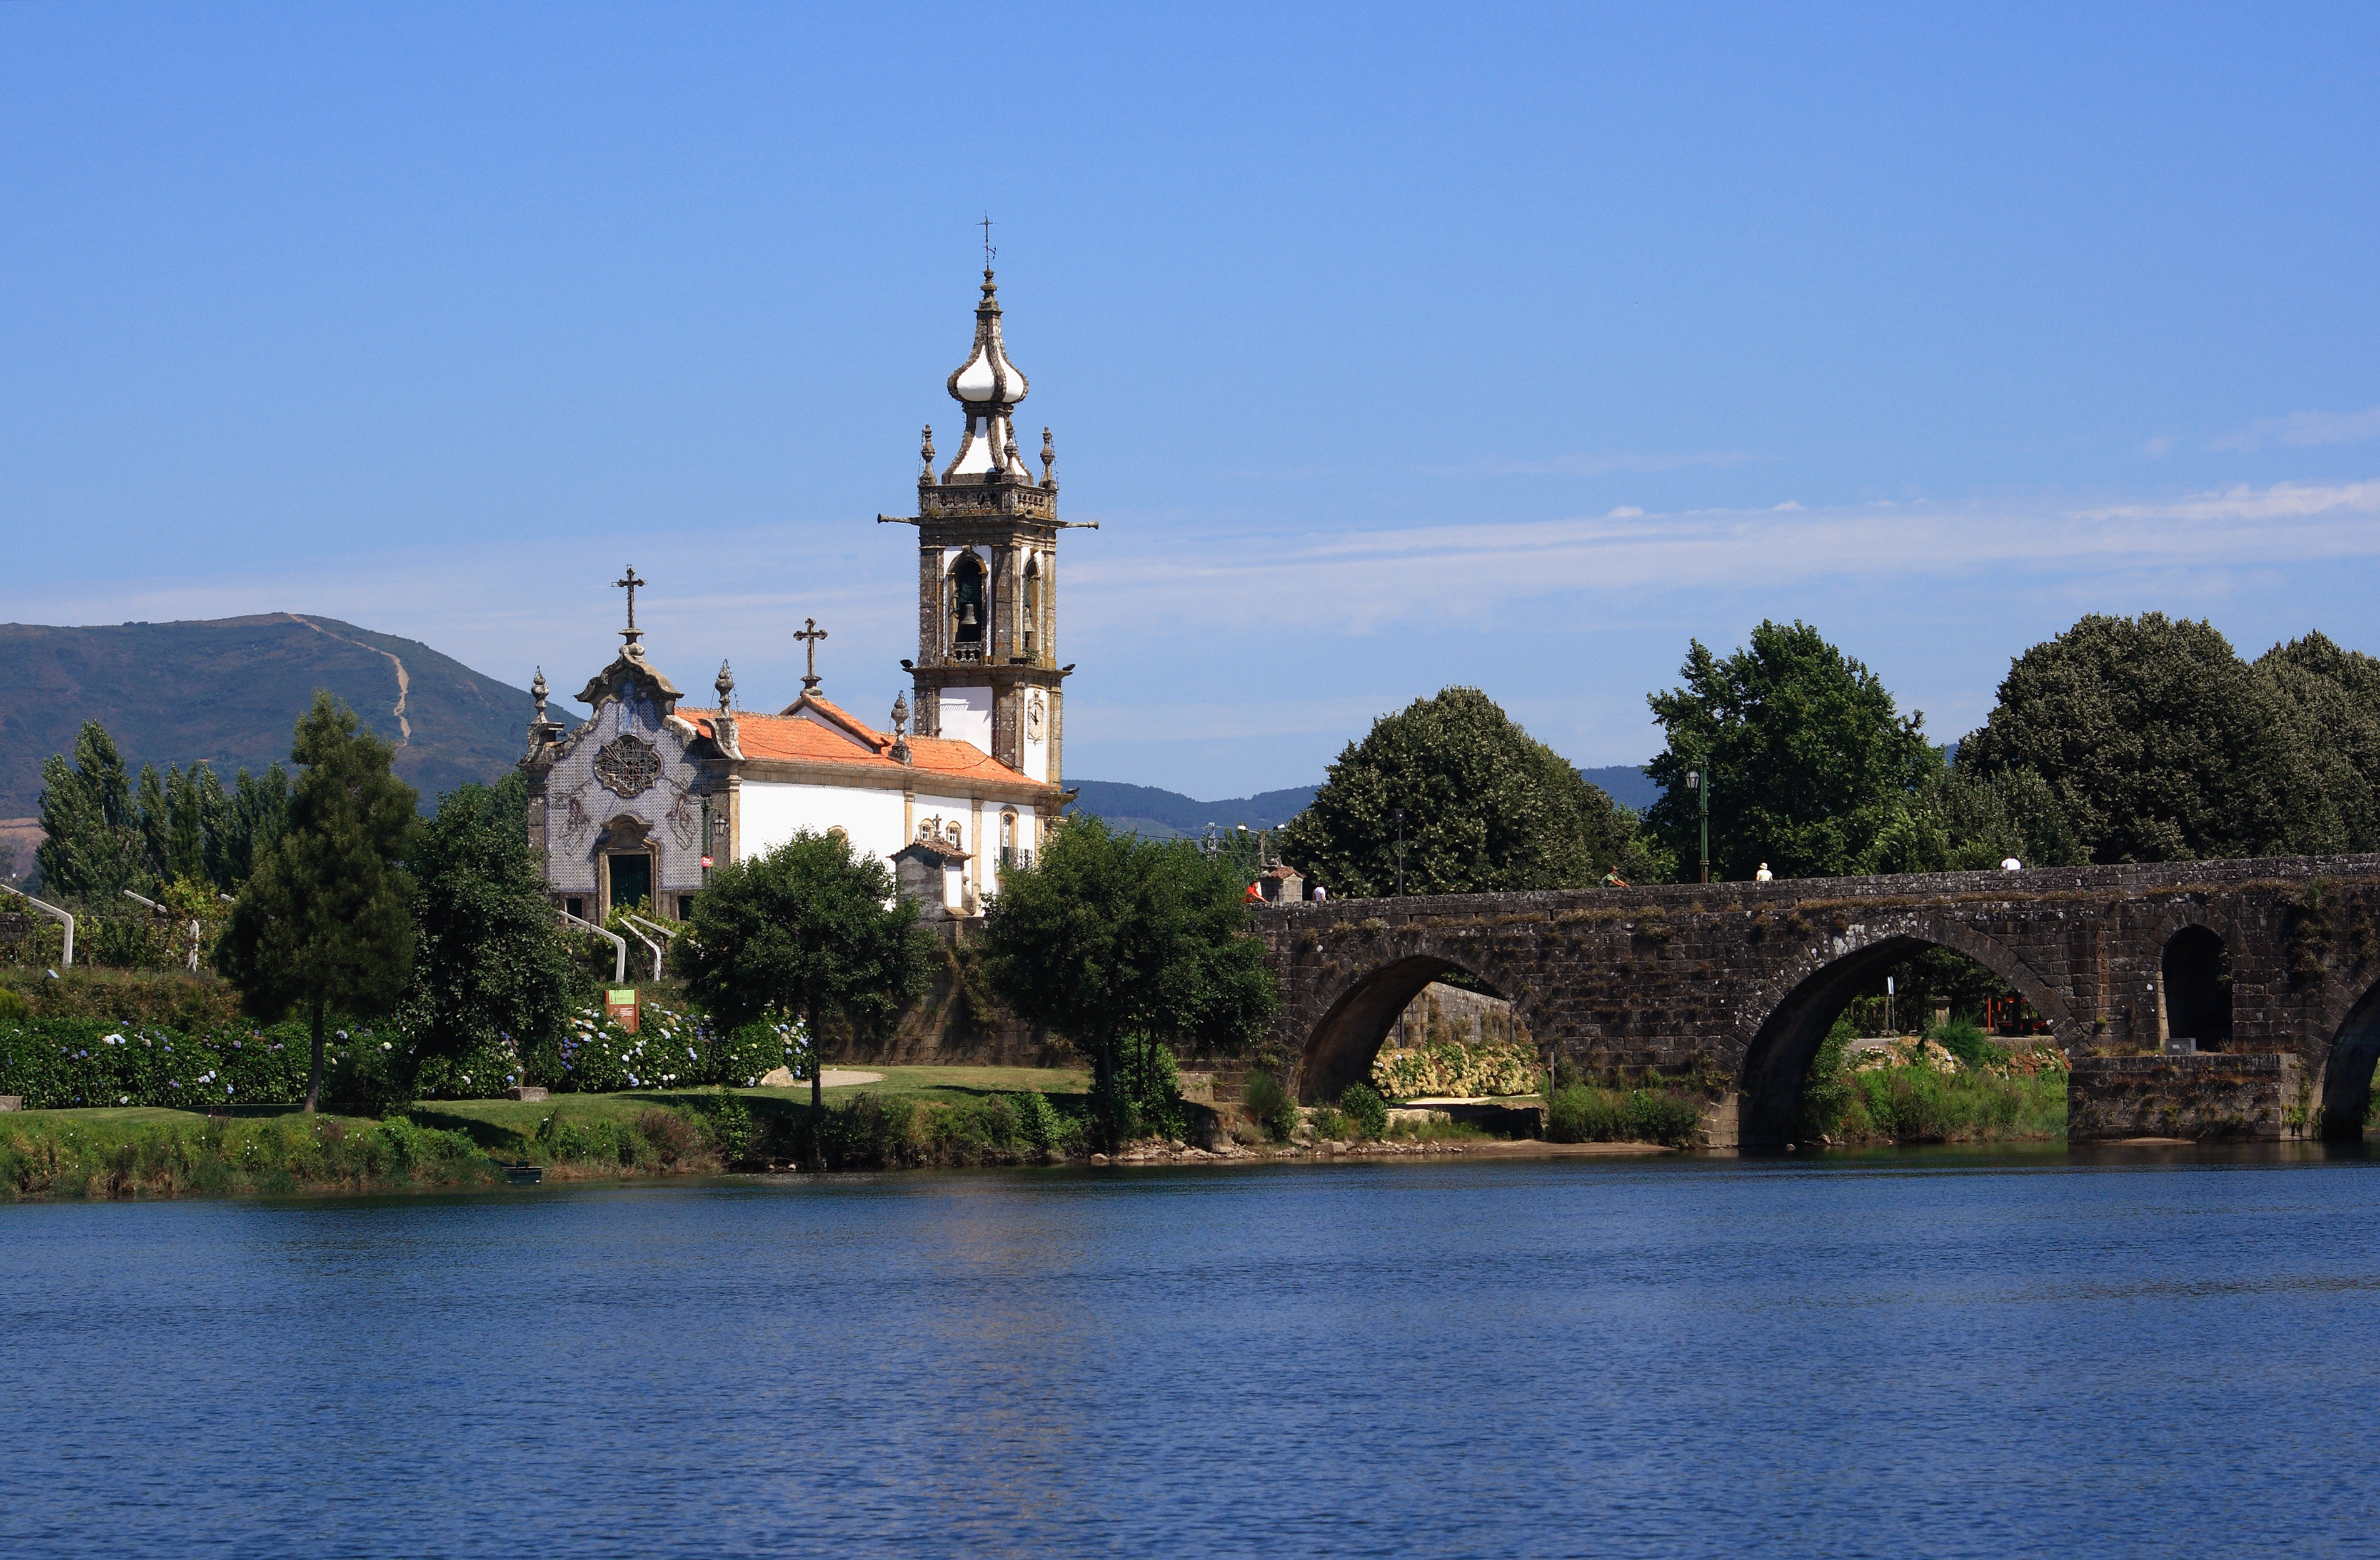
[677,704,1042,786]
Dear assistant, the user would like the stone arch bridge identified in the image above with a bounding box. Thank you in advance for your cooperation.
[1252,855,2380,1147]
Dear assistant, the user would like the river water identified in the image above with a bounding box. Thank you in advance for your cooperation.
[5,1146,2379,1558]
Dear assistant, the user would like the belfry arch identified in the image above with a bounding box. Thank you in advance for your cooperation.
[1733,919,2071,1148]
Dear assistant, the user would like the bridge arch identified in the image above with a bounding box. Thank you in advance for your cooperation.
[1295,939,1538,1104]
[1733,914,2072,1148]
[2319,980,2380,1139]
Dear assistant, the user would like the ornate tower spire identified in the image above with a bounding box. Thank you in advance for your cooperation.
[940,268,1033,482]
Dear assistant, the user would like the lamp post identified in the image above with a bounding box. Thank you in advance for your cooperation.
[1686,762,1711,884]
[1393,807,1407,898]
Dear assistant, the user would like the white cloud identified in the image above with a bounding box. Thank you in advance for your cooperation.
[1063,479,2380,636]
[2209,405,2380,452]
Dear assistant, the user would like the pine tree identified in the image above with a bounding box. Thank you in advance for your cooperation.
[33,722,149,898]
[215,694,419,1112]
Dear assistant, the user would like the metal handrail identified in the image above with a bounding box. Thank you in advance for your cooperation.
[558,909,627,983]
[617,920,664,981]
[122,888,202,973]
[20,894,73,968]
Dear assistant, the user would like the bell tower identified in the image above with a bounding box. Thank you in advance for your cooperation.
[881,262,1087,787]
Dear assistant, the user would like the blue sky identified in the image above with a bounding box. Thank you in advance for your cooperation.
[6,4,2377,798]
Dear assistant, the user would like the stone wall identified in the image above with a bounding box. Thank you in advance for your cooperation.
[1386,981,1530,1051]
[2069,1054,2312,1141]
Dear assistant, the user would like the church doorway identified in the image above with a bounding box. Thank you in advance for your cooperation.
[608,852,653,916]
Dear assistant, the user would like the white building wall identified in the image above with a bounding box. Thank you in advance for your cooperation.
[939,685,993,751]
[738,782,910,871]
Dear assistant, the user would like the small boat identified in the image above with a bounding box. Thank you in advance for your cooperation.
[502,1164,543,1186]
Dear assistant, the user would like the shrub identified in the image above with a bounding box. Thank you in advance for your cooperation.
[1243,1072,1298,1142]
[1337,1082,1390,1141]
[716,1019,807,1086]
[633,1106,701,1166]
[321,1029,415,1117]
[695,1087,760,1161]
[1930,1015,1999,1071]
[1310,1104,1348,1140]
[1014,1090,1063,1154]
[1546,1079,1702,1146]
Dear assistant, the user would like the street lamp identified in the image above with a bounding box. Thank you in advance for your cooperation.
[1686,764,1710,884]
[1393,807,1407,897]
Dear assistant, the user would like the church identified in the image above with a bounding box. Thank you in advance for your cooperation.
[520,263,1079,922]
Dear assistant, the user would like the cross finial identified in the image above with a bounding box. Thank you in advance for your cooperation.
[613,565,647,644]
[980,212,995,271]
[794,617,829,692]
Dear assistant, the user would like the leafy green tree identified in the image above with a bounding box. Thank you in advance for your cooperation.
[216,693,419,1112]
[678,829,933,1139]
[981,816,1278,1144]
[2249,631,2380,854]
[1279,686,1664,897]
[33,722,149,898]
[1645,621,1937,880]
[401,772,580,1072]
[1956,613,2318,862]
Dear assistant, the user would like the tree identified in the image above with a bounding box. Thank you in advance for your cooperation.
[678,829,933,1148]
[400,772,580,1072]
[163,764,225,886]
[1956,613,2318,862]
[2249,631,2380,854]
[218,763,291,889]
[215,693,419,1112]
[33,722,149,898]
[1278,686,1664,898]
[981,816,1278,1143]
[1645,621,1937,881]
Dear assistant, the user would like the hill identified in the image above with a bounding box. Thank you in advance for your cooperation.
[0,614,539,820]
[1065,781,1320,840]
[1067,765,1659,839]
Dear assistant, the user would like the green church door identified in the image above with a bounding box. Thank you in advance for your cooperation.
[607,853,651,915]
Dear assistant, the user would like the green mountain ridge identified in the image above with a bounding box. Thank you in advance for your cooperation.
[0,614,541,819]
[1065,766,1659,838]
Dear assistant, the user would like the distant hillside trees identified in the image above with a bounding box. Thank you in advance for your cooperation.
[33,719,288,899]
[1280,687,1667,896]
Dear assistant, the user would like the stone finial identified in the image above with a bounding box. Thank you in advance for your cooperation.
[715,659,735,709]
[890,691,913,766]
[531,667,549,723]
[1040,426,1057,491]
[920,425,935,484]
[1004,434,1022,475]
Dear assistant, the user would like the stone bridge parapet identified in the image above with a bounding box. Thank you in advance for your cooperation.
[1253,854,2380,1146]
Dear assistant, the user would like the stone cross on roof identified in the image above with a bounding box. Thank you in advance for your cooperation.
[614,565,647,645]
[795,617,828,692]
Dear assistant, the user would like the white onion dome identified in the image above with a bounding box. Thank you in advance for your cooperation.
[946,270,1029,408]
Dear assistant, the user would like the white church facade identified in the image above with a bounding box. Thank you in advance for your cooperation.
[520,264,1078,921]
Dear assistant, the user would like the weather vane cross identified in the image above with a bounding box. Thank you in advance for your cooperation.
[795,616,828,692]
[614,565,647,644]
[980,211,995,269]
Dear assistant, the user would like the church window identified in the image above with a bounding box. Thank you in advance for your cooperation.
[565,897,585,921]
[951,553,986,661]
[1022,559,1040,654]
[1000,809,1017,868]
